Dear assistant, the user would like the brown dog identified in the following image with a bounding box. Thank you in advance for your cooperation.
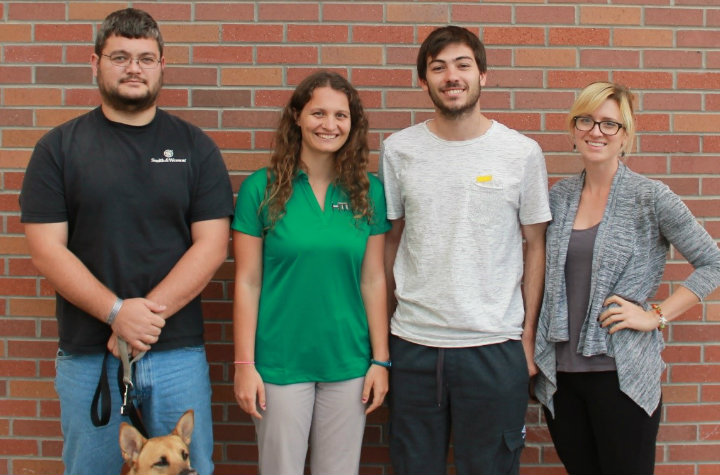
[119,410,197,475]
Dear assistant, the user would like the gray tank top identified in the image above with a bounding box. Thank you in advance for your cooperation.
[555,223,617,372]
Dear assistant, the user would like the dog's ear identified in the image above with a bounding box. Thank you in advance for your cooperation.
[174,410,194,446]
[119,422,146,463]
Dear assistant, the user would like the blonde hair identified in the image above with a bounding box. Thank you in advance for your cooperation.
[568,82,636,157]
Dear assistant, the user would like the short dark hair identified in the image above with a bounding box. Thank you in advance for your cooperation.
[416,26,487,81]
[94,8,164,56]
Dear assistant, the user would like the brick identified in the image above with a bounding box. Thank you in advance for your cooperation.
[0,66,31,84]
[192,89,251,108]
[710,9,720,26]
[658,423,698,441]
[222,110,280,129]
[36,66,93,85]
[0,24,32,42]
[656,464,700,475]
[323,3,383,22]
[35,24,93,42]
[65,45,94,64]
[580,6,641,25]
[646,8,704,26]
[664,383,701,405]
[351,69,413,88]
[223,24,284,43]
[614,71,673,89]
[516,6,575,24]
[547,70,609,88]
[671,156,720,175]
[678,73,720,90]
[9,339,58,359]
[515,92,575,110]
[165,46,190,65]
[674,115,720,133]
[9,298,55,317]
[549,28,609,46]
[0,108,32,127]
[643,93,702,111]
[678,30,720,48]
[157,89,189,108]
[8,380,56,399]
[258,46,318,65]
[322,46,382,65]
[0,399,36,417]
[164,67,218,86]
[483,27,544,46]
[451,5,512,24]
[670,443,720,461]
[699,465,720,475]
[486,112,541,132]
[12,459,64,475]
[515,49,575,68]
[487,69,544,88]
[387,4,448,23]
[709,53,720,70]
[258,2,319,21]
[8,2,65,20]
[685,200,720,218]
[703,385,720,400]
[132,2,191,21]
[221,68,283,87]
[705,136,720,153]
[195,3,254,21]
[254,89,293,108]
[672,324,720,343]
[206,131,252,150]
[700,424,720,440]
[4,45,63,63]
[4,88,63,107]
[704,179,720,195]
[636,113,669,132]
[68,2,125,20]
[366,111,412,130]
[614,29,673,47]
[190,46,252,65]
[14,419,61,437]
[386,47,418,67]
[0,318,35,337]
[64,88,100,106]
[353,26,414,44]
[0,438,38,456]
[644,50,703,69]
[580,50,639,68]
[664,345,702,363]
[162,24,219,43]
[288,24,348,43]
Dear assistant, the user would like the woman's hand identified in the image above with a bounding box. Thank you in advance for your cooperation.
[599,295,660,334]
[233,364,266,419]
[362,364,389,415]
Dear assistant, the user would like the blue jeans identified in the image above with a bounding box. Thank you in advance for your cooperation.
[55,346,214,475]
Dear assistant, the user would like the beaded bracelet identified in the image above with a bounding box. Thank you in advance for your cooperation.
[651,304,667,330]
[370,358,392,368]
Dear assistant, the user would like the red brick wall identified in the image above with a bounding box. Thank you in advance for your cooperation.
[2,1,720,474]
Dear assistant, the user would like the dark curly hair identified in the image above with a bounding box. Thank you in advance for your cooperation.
[263,70,372,226]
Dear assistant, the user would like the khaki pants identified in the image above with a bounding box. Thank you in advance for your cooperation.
[253,377,366,475]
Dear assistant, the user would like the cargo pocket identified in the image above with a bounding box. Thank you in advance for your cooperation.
[496,426,525,474]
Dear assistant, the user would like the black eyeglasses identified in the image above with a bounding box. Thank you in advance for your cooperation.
[101,54,161,70]
[573,116,624,136]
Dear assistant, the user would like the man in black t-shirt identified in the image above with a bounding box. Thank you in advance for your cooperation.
[20,8,232,475]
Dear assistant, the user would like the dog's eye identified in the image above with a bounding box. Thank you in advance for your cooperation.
[182,450,189,461]
[153,456,169,467]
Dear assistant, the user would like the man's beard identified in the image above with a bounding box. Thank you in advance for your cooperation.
[97,69,162,113]
[428,81,481,119]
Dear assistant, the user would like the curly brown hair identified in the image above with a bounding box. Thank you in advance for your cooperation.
[263,70,372,226]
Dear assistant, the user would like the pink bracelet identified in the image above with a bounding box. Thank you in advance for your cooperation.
[233,361,255,365]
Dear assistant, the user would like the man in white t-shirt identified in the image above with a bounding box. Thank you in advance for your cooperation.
[379,26,551,475]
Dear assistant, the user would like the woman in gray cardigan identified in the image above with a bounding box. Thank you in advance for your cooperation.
[534,82,720,475]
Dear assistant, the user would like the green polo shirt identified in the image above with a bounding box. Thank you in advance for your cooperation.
[232,168,391,384]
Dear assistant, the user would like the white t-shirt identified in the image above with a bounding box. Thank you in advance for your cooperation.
[379,120,551,347]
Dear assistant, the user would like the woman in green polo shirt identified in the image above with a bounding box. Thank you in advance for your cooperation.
[231,70,391,475]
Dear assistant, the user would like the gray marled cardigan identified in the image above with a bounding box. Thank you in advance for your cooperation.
[535,163,720,416]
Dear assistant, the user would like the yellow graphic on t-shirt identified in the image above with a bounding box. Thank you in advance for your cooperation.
[475,175,492,183]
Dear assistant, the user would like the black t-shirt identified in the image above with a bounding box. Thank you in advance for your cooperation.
[20,107,233,354]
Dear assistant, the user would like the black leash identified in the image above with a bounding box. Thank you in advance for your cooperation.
[90,341,148,438]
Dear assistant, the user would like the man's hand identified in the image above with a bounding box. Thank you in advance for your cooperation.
[110,298,166,351]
